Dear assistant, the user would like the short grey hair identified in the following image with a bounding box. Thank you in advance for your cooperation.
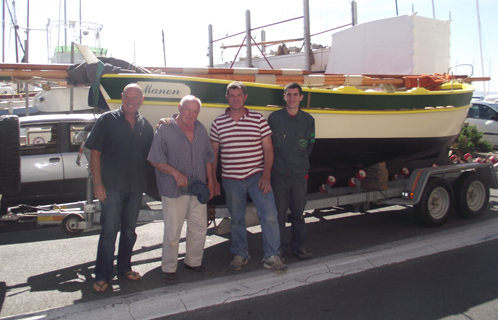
[179,95,202,109]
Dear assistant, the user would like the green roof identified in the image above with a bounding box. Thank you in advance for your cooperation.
[54,46,108,55]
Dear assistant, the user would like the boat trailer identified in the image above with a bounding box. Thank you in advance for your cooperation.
[2,157,498,235]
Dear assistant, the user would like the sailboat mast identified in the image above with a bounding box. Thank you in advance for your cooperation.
[2,1,5,62]
[79,0,82,44]
[303,0,311,72]
[476,0,486,96]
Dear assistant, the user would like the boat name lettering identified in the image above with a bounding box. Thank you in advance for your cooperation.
[138,82,191,99]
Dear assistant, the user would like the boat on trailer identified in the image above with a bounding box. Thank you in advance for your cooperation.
[96,70,473,191]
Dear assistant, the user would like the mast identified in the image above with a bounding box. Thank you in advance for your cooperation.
[245,10,252,68]
[25,0,29,62]
[476,0,486,96]
[79,0,82,43]
[208,24,213,67]
[162,29,166,67]
[303,0,311,72]
[12,0,19,62]
[2,1,5,62]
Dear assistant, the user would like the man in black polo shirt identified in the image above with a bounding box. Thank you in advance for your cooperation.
[268,82,315,260]
[85,83,154,293]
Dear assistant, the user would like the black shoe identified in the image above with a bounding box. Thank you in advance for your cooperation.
[185,264,212,274]
[293,248,312,260]
[162,272,176,284]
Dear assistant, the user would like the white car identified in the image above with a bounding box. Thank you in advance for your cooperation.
[466,101,498,149]
[1,113,98,212]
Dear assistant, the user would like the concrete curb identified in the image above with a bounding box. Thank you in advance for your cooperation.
[4,217,498,320]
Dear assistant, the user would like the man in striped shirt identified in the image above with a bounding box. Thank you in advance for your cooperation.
[210,82,287,273]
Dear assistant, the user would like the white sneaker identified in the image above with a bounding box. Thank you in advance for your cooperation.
[263,255,288,273]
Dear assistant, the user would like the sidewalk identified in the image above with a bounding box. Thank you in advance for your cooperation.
[4,216,498,320]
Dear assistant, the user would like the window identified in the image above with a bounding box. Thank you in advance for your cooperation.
[477,105,498,120]
[69,124,92,152]
[20,124,58,155]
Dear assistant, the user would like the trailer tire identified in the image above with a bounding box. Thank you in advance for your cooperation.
[0,116,21,196]
[454,172,489,218]
[414,177,453,227]
[61,214,83,236]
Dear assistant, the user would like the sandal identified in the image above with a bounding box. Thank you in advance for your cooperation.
[121,271,142,281]
[92,281,108,294]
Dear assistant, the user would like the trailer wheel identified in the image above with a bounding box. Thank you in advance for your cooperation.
[414,177,453,227]
[454,172,489,218]
[61,214,83,236]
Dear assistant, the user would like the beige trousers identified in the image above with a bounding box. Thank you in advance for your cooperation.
[161,195,207,273]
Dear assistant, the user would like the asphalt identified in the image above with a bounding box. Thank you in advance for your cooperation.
[3,213,498,320]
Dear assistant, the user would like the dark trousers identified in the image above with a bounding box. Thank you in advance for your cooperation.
[271,172,308,251]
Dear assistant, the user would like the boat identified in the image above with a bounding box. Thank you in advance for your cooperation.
[33,86,93,114]
[95,70,473,191]
[0,86,39,115]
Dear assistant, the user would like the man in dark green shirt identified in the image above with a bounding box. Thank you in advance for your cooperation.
[268,82,315,260]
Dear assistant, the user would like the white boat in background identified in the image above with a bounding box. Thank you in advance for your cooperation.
[0,84,40,115]
[33,86,92,113]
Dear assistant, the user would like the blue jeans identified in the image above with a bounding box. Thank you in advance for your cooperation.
[271,172,308,251]
[95,189,142,282]
[222,172,280,259]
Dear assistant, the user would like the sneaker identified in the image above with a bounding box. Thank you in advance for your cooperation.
[293,248,312,260]
[229,255,249,271]
[263,255,288,273]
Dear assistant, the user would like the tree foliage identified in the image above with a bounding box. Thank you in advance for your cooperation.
[454,125,493,154]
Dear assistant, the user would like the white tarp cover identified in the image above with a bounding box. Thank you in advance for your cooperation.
[325,14,451,75]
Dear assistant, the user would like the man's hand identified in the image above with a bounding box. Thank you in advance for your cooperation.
[207,180,215,200]
[156,117,172,128]
[93,184,106,202]
[172,171,188,188]
[258,175,272,194]
[213,180,221,196]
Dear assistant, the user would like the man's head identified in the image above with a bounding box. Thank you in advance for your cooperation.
[121,83,145,116]
[177,95,201,127]
[284,82,302,95]
[284,82,303,110]
[225,81,248,111]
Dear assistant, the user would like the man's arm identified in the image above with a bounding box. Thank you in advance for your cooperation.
[307,119,316,157]
[210,140,221,196]
[259,135,274,194]
[150,161,188,188]
[206,162,214,199]
[90,149,106,202]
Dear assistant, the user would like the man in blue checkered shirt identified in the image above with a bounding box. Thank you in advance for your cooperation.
[148,95,215,284]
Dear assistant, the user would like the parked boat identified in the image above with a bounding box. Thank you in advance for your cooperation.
[0,88,39,116]
[33,86,93,114]
[96,71,473,190]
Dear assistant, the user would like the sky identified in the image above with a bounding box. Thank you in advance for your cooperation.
[2,0,497,94]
